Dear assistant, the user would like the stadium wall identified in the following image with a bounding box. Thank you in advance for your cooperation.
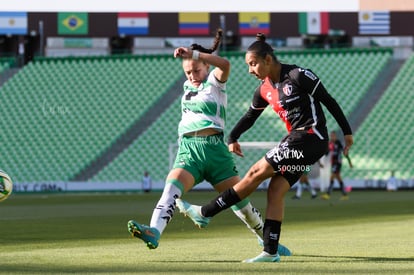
[0,11,408,60]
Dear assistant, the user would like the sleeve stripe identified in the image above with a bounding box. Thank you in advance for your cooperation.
[251,104,266,110]
[311,80,321,96]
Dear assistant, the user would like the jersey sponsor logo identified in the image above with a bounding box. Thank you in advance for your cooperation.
[304,70,317,81]
[185,91,198,100]
[282,84,293,96]
[276,100,283,107]
[266,142,305,167]
[285,95,300,103]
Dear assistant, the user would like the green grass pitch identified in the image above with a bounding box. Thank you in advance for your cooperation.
[0,190,413,274]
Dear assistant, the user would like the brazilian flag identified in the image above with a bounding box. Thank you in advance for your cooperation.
[58,13,88,35]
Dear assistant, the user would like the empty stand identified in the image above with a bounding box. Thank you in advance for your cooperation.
[0,55,183,182]
[345,53,414,179]
[2,48,404,185]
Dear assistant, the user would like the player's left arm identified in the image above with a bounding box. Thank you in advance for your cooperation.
[293,68,353,147]
[345,152,353,168]
[343,138,353,168]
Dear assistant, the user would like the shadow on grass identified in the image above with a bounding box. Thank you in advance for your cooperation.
[152,254,414,263]
[152,260,240,263]
[290,253,414,262]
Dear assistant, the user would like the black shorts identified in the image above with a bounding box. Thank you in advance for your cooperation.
[331,163,342,174]
[265,131,329,186]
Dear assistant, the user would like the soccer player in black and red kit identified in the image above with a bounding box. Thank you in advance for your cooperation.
[322,131,353,200]
[178,33,353,262]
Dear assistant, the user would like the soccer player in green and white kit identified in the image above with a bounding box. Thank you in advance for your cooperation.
[127,30,291,256]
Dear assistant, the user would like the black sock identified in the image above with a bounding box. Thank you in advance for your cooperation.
[201,188,241,217]
[327,180,334,194]
[339,181,346,195]
[263,219,281,255]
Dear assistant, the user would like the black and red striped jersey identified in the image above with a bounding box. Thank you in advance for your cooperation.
[228,63,352,143]
[330,140,344,164]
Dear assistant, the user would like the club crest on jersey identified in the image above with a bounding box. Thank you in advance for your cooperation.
[282,84,293,96]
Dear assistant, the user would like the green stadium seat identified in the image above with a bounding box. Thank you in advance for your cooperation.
[0,55,183,182]
[347,52,414,179]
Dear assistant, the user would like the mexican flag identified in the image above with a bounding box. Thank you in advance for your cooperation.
[299,12,329,35]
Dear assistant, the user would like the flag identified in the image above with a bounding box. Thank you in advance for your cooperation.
[298,12,329,35]
[239,13,270,35]
[179,13,209,35]
[58,13,88,35]
[359,11,390,35]
[0,12,27,35]
[118,13,149,35]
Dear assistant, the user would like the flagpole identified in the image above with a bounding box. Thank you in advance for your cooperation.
[38,20,44,56]
[220,14,226,52]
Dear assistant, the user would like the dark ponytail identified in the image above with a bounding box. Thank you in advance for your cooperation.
[190,28,223,54]
[247,33,278,62]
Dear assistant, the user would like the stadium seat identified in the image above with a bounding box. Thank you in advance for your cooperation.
[347,52,414,179]
[0,55,183,182]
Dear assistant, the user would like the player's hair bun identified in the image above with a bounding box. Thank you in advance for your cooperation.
[256,33,266,42]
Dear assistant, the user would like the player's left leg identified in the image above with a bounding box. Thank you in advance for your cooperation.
[177,197,292,256]
[306,179,318,199]
[336,169,349,200]
[292,181,302,199]
[322,171,336,199]
[231,199,264,241]
[244,175,291,263]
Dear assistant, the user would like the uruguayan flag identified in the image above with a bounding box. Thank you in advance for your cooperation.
[359,11,390,35]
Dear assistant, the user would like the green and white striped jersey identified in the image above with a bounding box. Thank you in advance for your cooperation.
[178,71,227,136]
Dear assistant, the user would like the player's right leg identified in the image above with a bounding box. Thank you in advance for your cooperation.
[128,168,195,249]
[128,181,183,249]
[127,220,161,249]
